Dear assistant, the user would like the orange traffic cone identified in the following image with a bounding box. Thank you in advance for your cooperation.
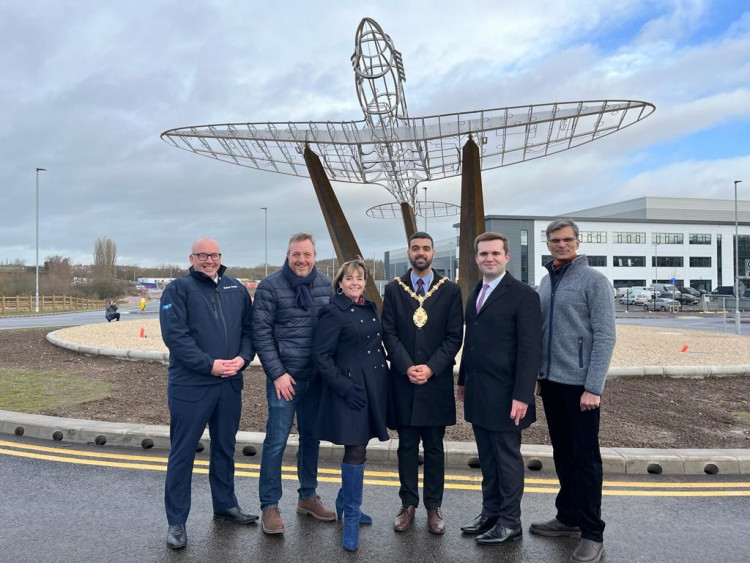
[140,327,145,338]
[680,344,688,353]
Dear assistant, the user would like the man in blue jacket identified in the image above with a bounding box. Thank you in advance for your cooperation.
[160,238,257,550]
[252,232,335,534]
[531,219,616,563]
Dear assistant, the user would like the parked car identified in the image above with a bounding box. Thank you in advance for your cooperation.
[648,283,680,296]
[712,286,736,296]
[619,290,651,305]
[673,292,699,305]
[648,284,692,304]
[644,297,682,312]
[677,286,704,298]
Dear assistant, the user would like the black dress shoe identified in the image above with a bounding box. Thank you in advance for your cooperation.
[166,524,187,549]
[213,506,259,524]
[461,514,499,535]
[475,524,523,545]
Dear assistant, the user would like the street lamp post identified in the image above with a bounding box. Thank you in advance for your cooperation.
[260,207,268,278]
[35,167,46,313]
[735,180,742,335]
[423,186,428,231]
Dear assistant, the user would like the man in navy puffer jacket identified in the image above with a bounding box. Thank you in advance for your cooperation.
[252,232,335,534]
[160,238,256,550]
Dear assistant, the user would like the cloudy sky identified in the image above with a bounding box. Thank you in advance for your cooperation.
[2,0,748,268]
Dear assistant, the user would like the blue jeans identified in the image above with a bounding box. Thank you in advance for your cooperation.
[259,377,322,509]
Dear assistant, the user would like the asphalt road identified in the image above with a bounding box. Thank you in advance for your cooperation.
[2,304,745,334]
[1,436,748,562]
[0,305,159,329]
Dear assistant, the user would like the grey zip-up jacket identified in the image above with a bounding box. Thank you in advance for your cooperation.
[537,255,615,395]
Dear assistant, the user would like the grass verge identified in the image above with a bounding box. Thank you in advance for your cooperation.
[731,411,750,423]
[0,368,113,412]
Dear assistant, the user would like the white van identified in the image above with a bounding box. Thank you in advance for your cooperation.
[648,284,681,300]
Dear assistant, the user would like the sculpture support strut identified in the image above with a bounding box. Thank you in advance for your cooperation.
[400,202,418,240]
[303,147,382,310]
[459,138,486,308]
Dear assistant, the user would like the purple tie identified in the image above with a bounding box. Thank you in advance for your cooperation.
[476,283,490,313]
[416,278,425,296]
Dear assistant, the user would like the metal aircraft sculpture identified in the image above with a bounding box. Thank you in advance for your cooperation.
[162,17,655,304]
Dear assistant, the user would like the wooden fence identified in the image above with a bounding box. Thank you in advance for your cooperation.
[0,295,106,314]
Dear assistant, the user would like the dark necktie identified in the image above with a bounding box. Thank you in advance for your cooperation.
[416,278,425,296]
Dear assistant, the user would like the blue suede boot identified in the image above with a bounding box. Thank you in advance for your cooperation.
[336,488,372,525]
[341,462,365,551]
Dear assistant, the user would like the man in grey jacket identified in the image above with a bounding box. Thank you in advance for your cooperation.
[531,219,615,563]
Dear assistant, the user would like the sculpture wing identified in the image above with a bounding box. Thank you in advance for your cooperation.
[160,99,655,184]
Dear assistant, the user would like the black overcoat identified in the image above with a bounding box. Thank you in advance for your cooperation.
[312,293,389,445]
[381,271,463,427]
[458,273,543,432]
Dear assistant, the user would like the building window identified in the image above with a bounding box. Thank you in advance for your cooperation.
[541,254,552,265]
[614,279,646,288]
[738,235,750,279]
[613,232,646,244]
[613,256,645,267]
[652,233,684,244]
[541,230,548,241]
[652,256,684,268]
[690,279,711,292]
[579,231,607,243]
[689,233,711,245]
[689,257,711,268]
[717,234,722,282]
[520,230,528,283]
[587,255,607,267]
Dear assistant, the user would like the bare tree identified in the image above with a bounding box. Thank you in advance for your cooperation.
[41,255,73,295]
[93,237,117,280]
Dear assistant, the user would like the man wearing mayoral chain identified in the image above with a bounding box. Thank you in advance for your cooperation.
[381,231,463,535]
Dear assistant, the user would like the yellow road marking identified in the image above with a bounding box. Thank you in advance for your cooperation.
[2,441,749,498]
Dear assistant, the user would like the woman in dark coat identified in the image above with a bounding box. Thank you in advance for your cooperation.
[312,259,388,552]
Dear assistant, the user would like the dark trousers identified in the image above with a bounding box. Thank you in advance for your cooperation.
[472,424,524,528]
[396,425,445,509]
[540,379,605,542]
[165,379,242,525]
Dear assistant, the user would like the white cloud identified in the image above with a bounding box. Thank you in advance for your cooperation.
[0,1,748,267]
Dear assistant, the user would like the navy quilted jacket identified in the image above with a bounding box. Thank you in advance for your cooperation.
[251,268,332,381]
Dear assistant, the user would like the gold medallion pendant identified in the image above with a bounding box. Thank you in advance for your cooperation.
[395,276,448,328]
[413,306,428,328]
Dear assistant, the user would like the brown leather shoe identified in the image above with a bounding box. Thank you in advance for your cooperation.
[427,507,445,535]
[261,506,284,534]
[296,495,335,521]
[393,505,415,532]
[571,539,605,562]
[529,517,581,538]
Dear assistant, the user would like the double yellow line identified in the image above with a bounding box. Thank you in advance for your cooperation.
[2,440,749,498]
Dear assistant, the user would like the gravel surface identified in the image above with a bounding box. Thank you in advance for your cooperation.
[53,319,750,369]
[5,323,748,449]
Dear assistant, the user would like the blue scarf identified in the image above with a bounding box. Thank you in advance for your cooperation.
[282,259,318,311]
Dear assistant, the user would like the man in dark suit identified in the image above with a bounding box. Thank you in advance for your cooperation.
[159,238,258,550]
[457,231,542,546]
[381,231,463,535]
